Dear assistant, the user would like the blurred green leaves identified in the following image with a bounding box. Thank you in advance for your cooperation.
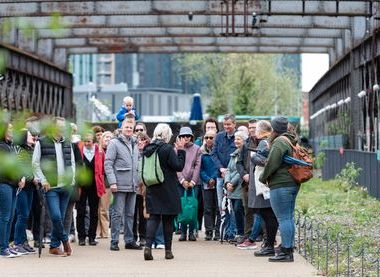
[76,165,92,187]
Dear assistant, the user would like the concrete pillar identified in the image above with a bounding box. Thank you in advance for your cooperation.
[53,48,68,70]
[37,39,53,62]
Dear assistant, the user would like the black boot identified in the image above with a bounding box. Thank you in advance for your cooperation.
[165,250,174,260]
[254,246,275,257]
[179,233,187,241]
[144,247,153,260]
[205,231,212,241]
[268,247,294,262]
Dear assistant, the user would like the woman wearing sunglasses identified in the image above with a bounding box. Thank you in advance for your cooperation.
[176,126,201,242]
[199,130,220,241]
[134,123,147,135]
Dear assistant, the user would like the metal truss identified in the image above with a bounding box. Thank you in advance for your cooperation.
[0,43,73,117]
[0,0,378,68]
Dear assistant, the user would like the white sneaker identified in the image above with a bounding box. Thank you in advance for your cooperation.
[43,237,51,244]
[12,245,29,255]
[0,248,18,258]
[69,234,76,243]
[155,244,165,249]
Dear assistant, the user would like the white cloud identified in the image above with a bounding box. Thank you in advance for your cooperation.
[301,54,329,92]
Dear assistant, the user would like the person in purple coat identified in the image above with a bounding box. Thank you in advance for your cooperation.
[176,127,201,242]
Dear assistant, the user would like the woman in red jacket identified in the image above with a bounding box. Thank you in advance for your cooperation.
[76,132,105,246]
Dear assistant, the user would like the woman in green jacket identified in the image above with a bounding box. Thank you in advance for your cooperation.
[259,117,299,263]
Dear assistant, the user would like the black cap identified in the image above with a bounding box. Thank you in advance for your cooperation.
[271,117,288,134]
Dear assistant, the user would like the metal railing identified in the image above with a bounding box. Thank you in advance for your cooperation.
[295,211,380,276]
[322,149,380,199]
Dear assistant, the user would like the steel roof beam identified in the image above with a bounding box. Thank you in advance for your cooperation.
[0,1,372,17]
[0,15,355,29]
[47,36,335,48]
[65,45,330,54]
[35,27,345,39]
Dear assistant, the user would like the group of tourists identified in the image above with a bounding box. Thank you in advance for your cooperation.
[0,96,302,263]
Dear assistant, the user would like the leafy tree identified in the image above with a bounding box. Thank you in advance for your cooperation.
[174,53,300,117]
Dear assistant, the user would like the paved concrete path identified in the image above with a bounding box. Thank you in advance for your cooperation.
[1,236,317,277]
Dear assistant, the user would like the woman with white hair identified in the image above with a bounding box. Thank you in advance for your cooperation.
[142,123,186,261]
[223,130,248,241]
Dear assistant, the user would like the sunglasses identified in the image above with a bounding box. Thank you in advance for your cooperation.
[179,135,192,138]
[135,129,144,132]
[204,136,214,140]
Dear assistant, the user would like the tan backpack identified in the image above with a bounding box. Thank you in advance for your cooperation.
[281,136,313,183]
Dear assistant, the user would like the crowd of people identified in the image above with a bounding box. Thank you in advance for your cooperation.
[0,96,303,263]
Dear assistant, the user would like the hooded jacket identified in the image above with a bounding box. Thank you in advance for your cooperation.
[104,135,139,192]
[143,140,186,215]
[259,132,299,189]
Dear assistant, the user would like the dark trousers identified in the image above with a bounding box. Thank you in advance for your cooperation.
[231,199,245,236]
[31,187,52,241]
[63,200,76,236]
[202,189,220,234]
[146,214,175,251]
[14,187,34,245]
[242,185,254,237]
[0,184,16,252]
[133,194,146,241]
[76,185,99,241]
[259,207,278,248]
[197,185,204,231]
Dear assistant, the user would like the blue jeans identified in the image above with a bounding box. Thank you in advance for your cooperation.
[45,187,70,248]
[177,186,198,235]
[230,199,244,236]
[249,213,263,241]
[110,192,136,244]
[270,186,300,248]
[0,184,16,252]
[14,187,33,245]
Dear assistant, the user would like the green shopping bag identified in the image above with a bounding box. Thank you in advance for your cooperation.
[175,188,198,230]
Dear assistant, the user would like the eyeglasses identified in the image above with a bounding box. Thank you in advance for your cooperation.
[135,129,144,132]
[204,136,214,140]
[179,135,192,138]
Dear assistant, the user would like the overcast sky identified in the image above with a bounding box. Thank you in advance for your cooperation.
[301,53,329,92]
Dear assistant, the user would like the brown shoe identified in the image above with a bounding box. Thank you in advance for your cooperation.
[63,241,72,256]
[49,247,67,257]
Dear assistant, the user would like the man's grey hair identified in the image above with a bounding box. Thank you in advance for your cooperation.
[152,123,173,143]
[223,113,236,123]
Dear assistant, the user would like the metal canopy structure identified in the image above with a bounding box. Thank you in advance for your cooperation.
[0,0,379,69]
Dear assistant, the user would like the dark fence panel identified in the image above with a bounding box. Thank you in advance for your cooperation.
[322,150,380,199]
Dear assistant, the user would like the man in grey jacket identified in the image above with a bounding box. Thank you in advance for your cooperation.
[105,116,141,251]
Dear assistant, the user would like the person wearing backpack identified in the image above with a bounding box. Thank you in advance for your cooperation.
[143,123,186,261]
[259,116,299,263]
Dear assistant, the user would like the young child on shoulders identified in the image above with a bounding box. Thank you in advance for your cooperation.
[116,96,140,128]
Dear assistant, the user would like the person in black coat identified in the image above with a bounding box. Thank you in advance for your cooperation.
[0,122,26,258]
[142,123,186,261]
